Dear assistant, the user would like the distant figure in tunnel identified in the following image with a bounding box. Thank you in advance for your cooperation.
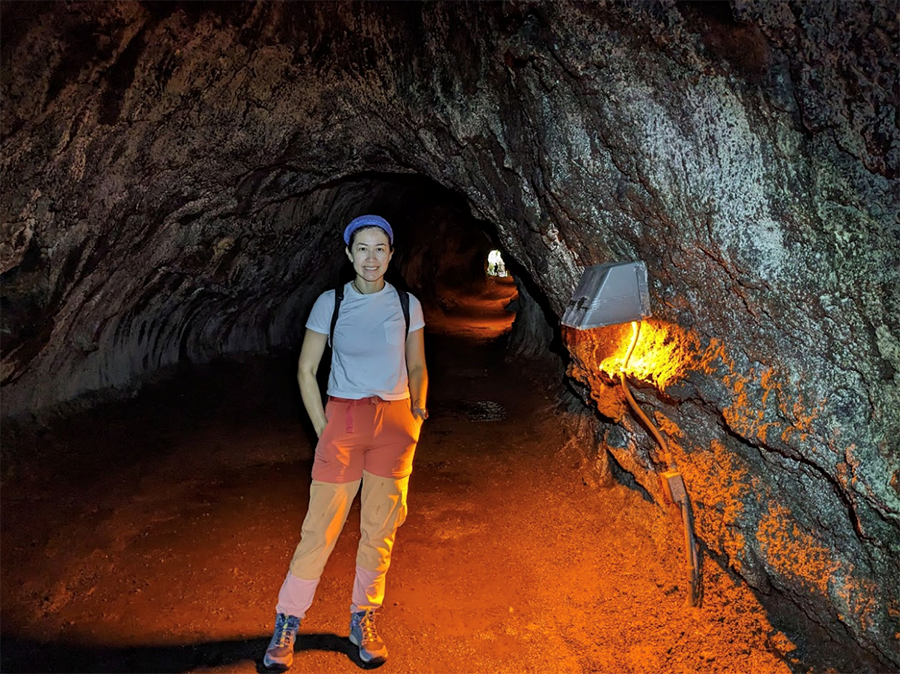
[487,249,507,277]
[264,214,428,670]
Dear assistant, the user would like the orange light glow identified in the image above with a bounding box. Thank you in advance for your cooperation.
[597,320,698,390]
[563,320,702,423]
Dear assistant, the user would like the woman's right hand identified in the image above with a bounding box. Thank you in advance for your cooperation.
[297,329,329,436]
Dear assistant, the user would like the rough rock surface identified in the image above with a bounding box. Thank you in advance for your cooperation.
[1,1,897,667]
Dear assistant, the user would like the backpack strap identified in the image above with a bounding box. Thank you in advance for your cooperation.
[330,284,410,348]
[397,287,410,337]
[329,284,344,348]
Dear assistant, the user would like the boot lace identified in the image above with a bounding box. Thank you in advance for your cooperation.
[274,615,300,647]
[359,610,380,643]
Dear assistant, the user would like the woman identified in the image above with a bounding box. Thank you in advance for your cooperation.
[264,214,428,669]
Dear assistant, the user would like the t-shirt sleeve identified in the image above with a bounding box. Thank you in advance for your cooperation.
[409,293,425,332]
[305,290,335,334]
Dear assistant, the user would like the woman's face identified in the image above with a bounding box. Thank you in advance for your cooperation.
[346,227,393,283]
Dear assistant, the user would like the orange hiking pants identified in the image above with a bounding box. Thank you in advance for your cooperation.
[313,396,420,482]
[276,396,421,617]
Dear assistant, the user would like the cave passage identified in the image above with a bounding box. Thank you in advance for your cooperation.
[2,1,897,671]
[1,266,822,674]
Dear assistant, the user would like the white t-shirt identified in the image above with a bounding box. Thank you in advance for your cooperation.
[306,282,425,400]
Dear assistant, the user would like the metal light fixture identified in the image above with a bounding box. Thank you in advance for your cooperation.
[563,261,701,607]
[561,261,651,329]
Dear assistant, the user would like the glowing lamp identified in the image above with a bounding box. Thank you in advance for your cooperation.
[563,261,700,607]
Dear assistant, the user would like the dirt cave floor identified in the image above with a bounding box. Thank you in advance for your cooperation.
[2,278,820,673]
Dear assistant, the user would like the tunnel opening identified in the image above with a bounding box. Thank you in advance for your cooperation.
[203,169,560,418]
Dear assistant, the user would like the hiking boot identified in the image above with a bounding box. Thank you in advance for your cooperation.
[349,609,388,665]
[263,613,301,670]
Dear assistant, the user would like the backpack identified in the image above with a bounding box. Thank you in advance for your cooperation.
[329,284,410,347]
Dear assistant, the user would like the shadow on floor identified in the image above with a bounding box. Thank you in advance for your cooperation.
[0,632,378,673]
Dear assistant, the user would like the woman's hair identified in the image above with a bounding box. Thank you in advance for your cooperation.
[348,225,393,249]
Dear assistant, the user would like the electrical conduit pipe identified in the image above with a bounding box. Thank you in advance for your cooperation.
[619,321,701,607]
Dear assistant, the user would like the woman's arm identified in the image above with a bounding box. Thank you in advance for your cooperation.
[297,329,329,436]
[406,327,429,421]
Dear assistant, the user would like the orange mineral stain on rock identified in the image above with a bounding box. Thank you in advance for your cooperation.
[756,503,840,595]
[700,341,824,447]
[682,439,753,565]
[838,575,880,632]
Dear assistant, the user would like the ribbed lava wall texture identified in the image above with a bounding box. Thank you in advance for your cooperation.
[1,1,897,666]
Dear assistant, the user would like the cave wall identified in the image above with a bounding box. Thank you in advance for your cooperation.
[1,0,897,666]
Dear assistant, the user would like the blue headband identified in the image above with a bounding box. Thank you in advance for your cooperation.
[343,215,394,245]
